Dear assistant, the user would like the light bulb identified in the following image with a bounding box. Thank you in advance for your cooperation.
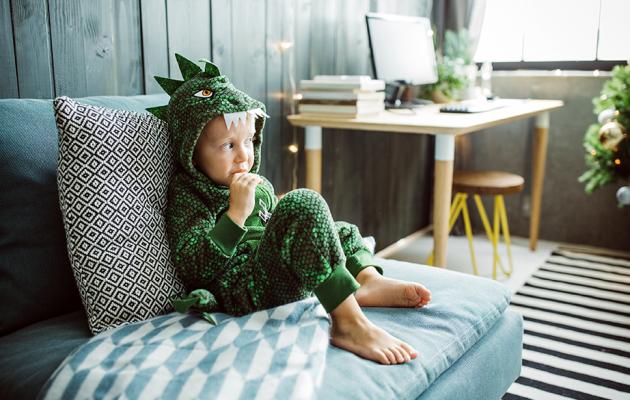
[288,144,298,153]
[278,41,294,52]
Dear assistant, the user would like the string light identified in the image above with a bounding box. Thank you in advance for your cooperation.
[614,158,621,166]
[277,41,294,52]
[275,38,298,190]
[590,149,597,156]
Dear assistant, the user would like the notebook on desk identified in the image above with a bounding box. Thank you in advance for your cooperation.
[439,99,510,114]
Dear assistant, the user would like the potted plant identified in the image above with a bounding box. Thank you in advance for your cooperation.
[419,29,477,103]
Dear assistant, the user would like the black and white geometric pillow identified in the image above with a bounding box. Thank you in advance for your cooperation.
[54,96,185,335]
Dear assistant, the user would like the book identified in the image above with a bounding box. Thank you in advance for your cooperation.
[312,75,372,82]
[300,90,385,101]
[299,99,384,106]
[299,79,385,91]
[298,102,384,115]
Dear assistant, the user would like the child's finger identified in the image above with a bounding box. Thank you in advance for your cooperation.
[246,174,262,185]
[232,172,245,182]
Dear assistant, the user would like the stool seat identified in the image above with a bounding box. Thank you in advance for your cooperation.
[453,171,524,195]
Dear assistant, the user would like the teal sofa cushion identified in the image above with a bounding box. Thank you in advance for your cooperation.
[319,258,517,399]
[0,257,520,400]
[0,94,168,334]
[0,310,90,400]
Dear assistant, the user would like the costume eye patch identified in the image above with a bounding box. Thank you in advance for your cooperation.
[193,89,214,98]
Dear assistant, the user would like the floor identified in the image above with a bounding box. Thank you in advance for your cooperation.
[376,232,558,293]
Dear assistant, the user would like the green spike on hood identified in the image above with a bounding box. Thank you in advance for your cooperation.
[155,76,185,96]
[175,53,202,80]
[146,105,169,121]
[198,58,221,77]
[147,53,268,185]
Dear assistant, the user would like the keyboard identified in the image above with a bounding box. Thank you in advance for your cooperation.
[439,100,507,114]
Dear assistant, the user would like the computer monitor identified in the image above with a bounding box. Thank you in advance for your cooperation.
[365,13,438,108]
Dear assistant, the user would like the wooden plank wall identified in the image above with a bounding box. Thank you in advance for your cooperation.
[0,0,434,252]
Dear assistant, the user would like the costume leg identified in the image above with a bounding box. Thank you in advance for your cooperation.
[213,189,360,315]
[335,221,383,277]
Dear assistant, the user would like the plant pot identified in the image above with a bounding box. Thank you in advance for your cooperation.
[431,90,452,104]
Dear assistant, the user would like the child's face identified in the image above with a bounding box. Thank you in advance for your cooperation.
[193,116,255,186]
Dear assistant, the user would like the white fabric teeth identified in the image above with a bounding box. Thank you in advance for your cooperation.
[223,108,270,132]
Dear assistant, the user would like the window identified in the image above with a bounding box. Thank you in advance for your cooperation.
[474,0,629,69]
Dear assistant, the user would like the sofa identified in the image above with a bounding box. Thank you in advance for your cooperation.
[0,94,523,399]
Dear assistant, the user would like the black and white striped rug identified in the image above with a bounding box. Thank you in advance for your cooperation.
[503,248,630,400]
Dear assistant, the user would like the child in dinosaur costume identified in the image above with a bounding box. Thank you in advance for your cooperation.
[148,54,432,365]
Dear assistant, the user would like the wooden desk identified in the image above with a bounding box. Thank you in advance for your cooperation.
[287,99,564,267]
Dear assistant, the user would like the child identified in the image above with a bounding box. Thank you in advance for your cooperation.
[148,54,431,365]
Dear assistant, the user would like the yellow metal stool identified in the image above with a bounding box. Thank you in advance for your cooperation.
[428,171,525,279]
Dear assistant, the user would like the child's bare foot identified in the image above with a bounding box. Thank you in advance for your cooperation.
[354,267,432,308]
[330,295,418,365]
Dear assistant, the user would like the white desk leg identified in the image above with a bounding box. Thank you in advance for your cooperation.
[530,112,549,251]
[433,135,455,267]
[305,126,322,193]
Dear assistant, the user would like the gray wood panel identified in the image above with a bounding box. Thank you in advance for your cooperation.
[229,0,266,103]
[2,0,436,251]
[140,0,168,94]
[305,0,434,249]
[48,0,142,97]
[113,0,144,95]
[210,0,232,77]
[263,0,285,189]
[372,0,432,16]
[11,0,54,98]
[166,0,211,80]
[334,0,371,75]
[279,0,299,193]
[0,0,18,98]
[48,0,87,96]
[291,0,312,190]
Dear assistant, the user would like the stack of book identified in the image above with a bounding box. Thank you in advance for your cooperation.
[298,75,385,117]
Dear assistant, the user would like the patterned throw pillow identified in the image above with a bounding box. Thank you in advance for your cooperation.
[54,96,185,334]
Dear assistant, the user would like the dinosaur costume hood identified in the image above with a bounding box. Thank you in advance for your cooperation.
[148,54,276,294]
[148,53,268,183]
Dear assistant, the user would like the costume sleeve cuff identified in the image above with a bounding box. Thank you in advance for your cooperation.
[210,213,247,256]
[313,264,360,313]
[346,248,384,277]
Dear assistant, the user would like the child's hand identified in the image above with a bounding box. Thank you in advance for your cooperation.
[226,172,263,227]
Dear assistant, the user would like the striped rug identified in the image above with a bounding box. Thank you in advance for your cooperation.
[503,247,630,400]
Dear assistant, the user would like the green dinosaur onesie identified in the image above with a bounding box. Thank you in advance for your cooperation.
[148,54,382,318]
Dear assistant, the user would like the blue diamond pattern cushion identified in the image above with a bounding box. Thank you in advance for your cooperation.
[38,258,516,399]
[53,96,185,334]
